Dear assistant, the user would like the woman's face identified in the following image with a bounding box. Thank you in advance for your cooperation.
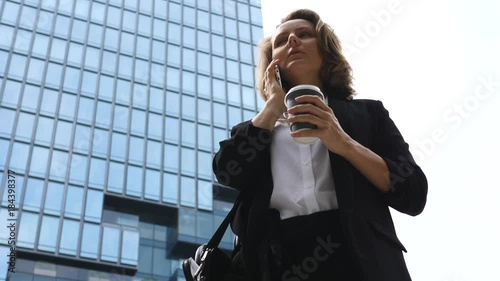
[271,19,323,86]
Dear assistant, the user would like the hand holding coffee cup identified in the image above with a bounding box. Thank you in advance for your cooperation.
[284,85,325,144]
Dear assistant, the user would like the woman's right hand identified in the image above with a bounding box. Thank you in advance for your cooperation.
[263,59,287,114]
[251,59,287,130]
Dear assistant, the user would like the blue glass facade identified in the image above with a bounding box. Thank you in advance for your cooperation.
[0,0,263,280]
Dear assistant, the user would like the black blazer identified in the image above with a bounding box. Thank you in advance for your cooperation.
[213,96,428,281]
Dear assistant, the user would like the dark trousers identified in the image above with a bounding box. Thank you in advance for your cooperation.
[267,209,362,281]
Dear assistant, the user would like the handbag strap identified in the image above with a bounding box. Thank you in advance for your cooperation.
[206,193,243,249]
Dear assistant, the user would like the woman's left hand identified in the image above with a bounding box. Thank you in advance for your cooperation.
[287,95,352,155]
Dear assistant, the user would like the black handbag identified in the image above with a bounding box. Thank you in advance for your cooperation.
[182,194,246,281]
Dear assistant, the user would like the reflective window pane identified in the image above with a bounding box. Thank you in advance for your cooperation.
[81,71,98,97]
[104,28,119,51]
[1,2,20,25]
[38,216,59,252]
[181,94,195,120]
[164,143,178,172]
[78,97,95,125]
[166,90,179,116]
[60,219,80,256]
[69,154,88,185]
[241,62,254,86]
[95,101,111,128]
[197,151,213,180]
[0,139,8,170]
[120,31,134,55]
[126,165,143,197]
[181,147,195,176]
[226,60,240,82]
[181,120,195,147]
[29,146,49,177]
[163,173,178,204]
[74,125,91,153]
[165,116,179,143]
[88,158,106,189]
[92,128,110,157]
[168,2,181,22]
[68,42,84,66]
[99,75,115,101]
[27,57,45,84]
[107,6,121,28]
[40,88,58,116]
[81,223,100,259]
[84,46,99,70]
[0,108,15,137]
[59,93,77,120]
[14,29,32,54]
[211,14,223,35]
[167,44,180,67]
[8,54,27,79]
[132,82,147,109]
[101,51,117,75]
[44,182,64,215]
[197,99,212,124]
[145,169,160,200]
[242,86,256,110]
[108,161,124,193]
[146,140,161,169]
[212,56,225,79]
[183,27,195,49]
[90,2,105,24]
[180,176,195,207]
[9,142,30,173]
[49,150,69,181]
[238,21,251,42]
[85,189,103,223]
[197,124,212,151]
[88,23,103,47]
[101,226,120,262]
[54,15,70,38]
[15,112,35,141]
[148,112,162,140]
[64,186,84,219]
[17,212,39,249]
[50,37,66,60]
[23,178,45,212]
[167,23,180,45]
[198,179,213,211]
[113,105,129,133]
[35,116,54,145]
[197,51,210,75]
[228,106,242,127]
[153,18,166,41]
[123,10,136,33]
[121,230,139,265]
[75,0,90,20]
[110,132,127,161]
[131,109,146,136]
[138,15,152,37]
[152,247,169,276]
[64,67,80,93]
[1,80,21,108]
[129,136,144,165]
[22,84,40,112]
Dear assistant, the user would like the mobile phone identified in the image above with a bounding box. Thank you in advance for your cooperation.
[274,65,283,88]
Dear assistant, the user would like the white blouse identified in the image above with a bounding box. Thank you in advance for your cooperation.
[269,117,339,220]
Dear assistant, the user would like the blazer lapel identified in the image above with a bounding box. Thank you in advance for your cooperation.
[327,96,354,213]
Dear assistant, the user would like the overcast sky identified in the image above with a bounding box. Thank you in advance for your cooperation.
[260,1,500,280]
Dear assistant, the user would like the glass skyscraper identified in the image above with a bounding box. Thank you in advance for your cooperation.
[0,0,264,280]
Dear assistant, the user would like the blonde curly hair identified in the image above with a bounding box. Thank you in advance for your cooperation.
[256,9,356,101]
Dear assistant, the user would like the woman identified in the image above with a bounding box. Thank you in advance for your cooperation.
[213,9,427,281]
